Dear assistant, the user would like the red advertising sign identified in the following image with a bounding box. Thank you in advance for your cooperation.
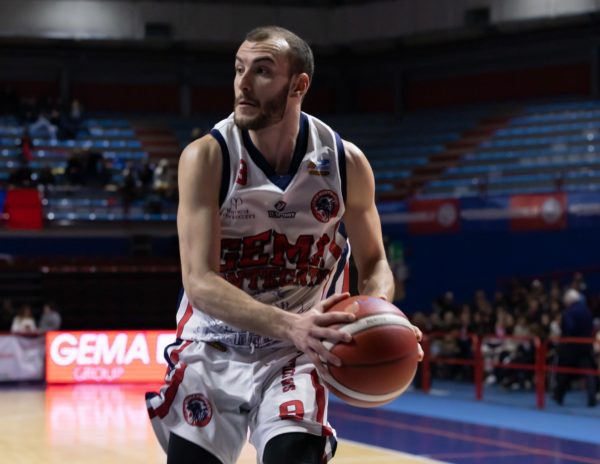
[46,330,176,384]
[407,199,460,234]
[509,193,567,231]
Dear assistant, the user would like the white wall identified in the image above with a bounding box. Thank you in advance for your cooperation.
[0,0,599,44]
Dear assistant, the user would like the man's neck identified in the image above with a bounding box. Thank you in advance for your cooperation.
[248,110,301,175]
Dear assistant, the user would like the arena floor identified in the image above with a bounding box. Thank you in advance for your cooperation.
[1,381,598,463]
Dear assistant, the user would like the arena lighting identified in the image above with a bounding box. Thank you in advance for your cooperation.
[46,330,176,383]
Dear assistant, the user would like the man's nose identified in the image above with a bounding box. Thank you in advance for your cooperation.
[237,70,251,93]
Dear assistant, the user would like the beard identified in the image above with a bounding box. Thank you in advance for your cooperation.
[234,83,290,131]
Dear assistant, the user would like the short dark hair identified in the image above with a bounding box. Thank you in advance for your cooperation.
[245,26,314,81]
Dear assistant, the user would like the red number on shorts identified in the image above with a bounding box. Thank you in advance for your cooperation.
[279,400,304,420]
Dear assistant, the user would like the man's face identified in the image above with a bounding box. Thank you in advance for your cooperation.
[233,38,293,131]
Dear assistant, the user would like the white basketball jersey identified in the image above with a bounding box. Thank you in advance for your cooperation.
[175,112,350,348]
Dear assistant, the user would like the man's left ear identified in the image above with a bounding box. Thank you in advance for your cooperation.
[291,73,310,97]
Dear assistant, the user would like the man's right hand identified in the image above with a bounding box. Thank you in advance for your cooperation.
[287,292,356,376]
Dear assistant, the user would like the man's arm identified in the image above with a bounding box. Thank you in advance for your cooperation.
[342,140,394,300]
[177,135,355,368]
[342,140,423,356]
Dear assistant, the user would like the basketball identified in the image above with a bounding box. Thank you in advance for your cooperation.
[322,296,419,408]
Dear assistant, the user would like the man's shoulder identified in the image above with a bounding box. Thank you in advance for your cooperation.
[181,134,223,162]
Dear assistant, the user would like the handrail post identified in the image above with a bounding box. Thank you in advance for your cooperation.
[474,335,483,401]
[535,337,546,409]
[421,335,431,393]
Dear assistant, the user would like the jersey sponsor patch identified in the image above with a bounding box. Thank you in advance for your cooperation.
[311,190,340,223]
[183,393,213,427]
[268,200,297,219]
[308,157,330,176]
[222,196,255,220]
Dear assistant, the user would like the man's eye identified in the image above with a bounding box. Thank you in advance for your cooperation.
[235,67,243,74]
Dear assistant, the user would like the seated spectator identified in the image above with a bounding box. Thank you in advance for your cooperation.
[70,99,83,128]
[153,158,172,195]
[97,158,114,187]
[11,304,37,334]
[38,302,62,332]
[57,99,84,140]
[139,160,155,193]
[66,150,85,185]
[189,126,205,143]
[29,109,58,141]
[19,129,33,164]
[37,167,55,186]
[83,149,104,185]
[0,298,15,331]
[8,165,33,187]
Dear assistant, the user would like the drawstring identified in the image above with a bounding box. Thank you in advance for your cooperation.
[250,342,255,354]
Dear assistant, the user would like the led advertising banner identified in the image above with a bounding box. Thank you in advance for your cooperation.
[46,330,176,384]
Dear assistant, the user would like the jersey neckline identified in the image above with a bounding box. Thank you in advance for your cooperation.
[241,112,309,191]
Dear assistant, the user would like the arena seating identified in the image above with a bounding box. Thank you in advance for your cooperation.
[418,99,600,199]
[0,115,177,223]
[4,97,600,226]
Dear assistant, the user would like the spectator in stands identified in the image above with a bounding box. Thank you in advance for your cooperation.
[98,158,114,187]
[38,302,62,332]
[189,126,205,143]
[139,160,155,193]
[70,99,83,128]
[473,289,493,317]
[10,304,37,334]
[549,312,562,338]
[153,158,172,196]
[505,315,534,390]
[0,299,15,331]
[66,149,85,185]
[8,164,33,187]
[36,167,55,186]
[19,128,33,164]
[29,108,58,141]
[455,306,475,380]
[571,272,587,293]
[53,98,84,140]
[553,289,597,407]
[83,149,104,185]
[120,161,140,215]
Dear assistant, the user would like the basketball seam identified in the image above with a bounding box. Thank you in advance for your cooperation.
[339,351,419,368]
[322,314,413,352]
[321,371,412,403]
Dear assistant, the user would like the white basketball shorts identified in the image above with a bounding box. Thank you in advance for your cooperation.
[146,340,337,464]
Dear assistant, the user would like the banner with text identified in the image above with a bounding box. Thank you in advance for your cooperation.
[46,330,176,384]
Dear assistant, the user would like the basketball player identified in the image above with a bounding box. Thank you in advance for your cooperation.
[146,26,423,464]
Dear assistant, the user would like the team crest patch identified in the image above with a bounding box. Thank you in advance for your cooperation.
[183,393,212,427]
[311,190,340,223]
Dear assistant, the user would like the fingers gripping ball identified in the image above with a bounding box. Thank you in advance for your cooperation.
[322,296,419,408]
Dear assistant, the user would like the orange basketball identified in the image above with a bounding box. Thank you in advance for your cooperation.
[322,295,419,408]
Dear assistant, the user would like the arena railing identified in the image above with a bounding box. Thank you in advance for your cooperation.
[420,332,599,409]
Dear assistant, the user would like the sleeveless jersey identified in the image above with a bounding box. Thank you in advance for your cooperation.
[175,112,350,349]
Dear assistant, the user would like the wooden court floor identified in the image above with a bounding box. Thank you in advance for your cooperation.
[0,384,443,464]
